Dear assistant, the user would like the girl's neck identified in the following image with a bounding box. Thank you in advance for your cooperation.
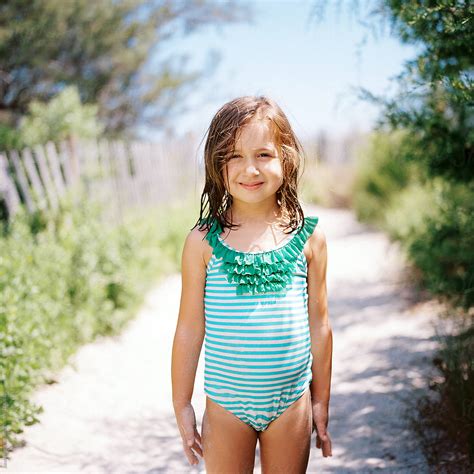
[225,201,287,227]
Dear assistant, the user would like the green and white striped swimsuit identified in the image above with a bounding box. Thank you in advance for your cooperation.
[201,215,319,431]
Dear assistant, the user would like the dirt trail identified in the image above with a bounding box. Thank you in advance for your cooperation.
[4,205,441,473]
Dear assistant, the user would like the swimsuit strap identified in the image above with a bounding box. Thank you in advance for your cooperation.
[199,215,319,295]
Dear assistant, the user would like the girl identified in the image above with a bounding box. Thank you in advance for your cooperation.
[172,96,333,473]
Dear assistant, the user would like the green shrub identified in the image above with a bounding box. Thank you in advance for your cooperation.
[353,129,473,309]
[383,179,438,242]
[19,86,103,147]
[383,178,474,309]
[0,125,22,152]
[372,174,474,309]
[352,129,424,225]
[0,86,103,153]
[408,181,473,310]
[0,193,195,458]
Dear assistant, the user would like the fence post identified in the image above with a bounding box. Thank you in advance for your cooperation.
[8,150,35,213]
[45,142,66,198]
[33,144,58,211]
[0,153,21,219]
[21,148,47,210]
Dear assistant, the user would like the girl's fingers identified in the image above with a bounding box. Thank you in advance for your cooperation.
[315,428,332,457]
[179,428,201,465]
[182,437,203,464]
[184,444,199,466]
[182,433,203,465]
[194,428,203,446]
[191,437,203,457]
[176,406,203,466]
[317,433,332,457]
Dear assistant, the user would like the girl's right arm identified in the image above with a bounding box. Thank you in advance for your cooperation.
[171,227,207,466]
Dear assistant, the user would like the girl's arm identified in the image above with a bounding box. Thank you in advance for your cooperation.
[171,228,207,465]
[307,225,333,456]
[172,228,206,408]
[307,225,332,405]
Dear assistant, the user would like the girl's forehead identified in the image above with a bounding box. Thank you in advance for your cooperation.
[234,119,277,150]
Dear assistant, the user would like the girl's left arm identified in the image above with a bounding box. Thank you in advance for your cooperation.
[307,225,332,406]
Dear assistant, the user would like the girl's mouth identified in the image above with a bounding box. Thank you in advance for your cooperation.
[240,182,263,190]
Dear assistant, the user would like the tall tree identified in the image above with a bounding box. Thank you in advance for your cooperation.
[0,0,252,136]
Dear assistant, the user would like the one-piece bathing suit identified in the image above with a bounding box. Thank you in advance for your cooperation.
[201,215,319,432]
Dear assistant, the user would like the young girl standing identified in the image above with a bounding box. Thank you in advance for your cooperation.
[172,96,333,473]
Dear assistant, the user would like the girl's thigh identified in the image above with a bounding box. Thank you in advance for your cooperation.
[202,397,258,474]
[258,387,312,474]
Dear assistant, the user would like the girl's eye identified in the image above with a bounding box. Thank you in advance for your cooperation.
[229,153,272,160]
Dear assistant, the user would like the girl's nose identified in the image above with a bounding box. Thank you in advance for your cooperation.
[245,162,259,174]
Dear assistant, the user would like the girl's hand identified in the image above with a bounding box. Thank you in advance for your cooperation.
[174,402,203,466]
[311,400,332,457]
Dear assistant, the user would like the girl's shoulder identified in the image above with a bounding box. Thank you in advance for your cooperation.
[306,219,326,265]
[180,226,212,278]
[193,219,217,268]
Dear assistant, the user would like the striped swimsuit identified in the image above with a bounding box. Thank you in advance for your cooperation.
[202,215,319,431]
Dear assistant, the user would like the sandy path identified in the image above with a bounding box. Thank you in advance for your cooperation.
[4,205,441,473]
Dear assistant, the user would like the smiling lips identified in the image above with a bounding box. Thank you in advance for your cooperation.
[240,182,263,190]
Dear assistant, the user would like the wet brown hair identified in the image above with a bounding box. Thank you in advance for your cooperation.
[195,95,307,236]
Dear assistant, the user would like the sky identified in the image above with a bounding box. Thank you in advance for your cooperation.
[154,1,420,144]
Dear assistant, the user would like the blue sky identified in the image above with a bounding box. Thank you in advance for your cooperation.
[158,1,420,143]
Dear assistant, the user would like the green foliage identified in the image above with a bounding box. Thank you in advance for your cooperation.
[0,0,251,135]
[0,194,193,458]
[352,129,424,225]
[0,86,102,151]
[385,178,474,310]
[19,86,103,147]
[354,129,474,310]
[0,124,22,151]
[351,1,474,309]
[357,0,474,182]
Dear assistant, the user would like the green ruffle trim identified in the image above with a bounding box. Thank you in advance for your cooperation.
[201,216,319,295]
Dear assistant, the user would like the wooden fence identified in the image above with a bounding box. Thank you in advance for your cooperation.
[0,134,201,224]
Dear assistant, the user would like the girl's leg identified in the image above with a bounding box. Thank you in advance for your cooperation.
[258,387,312,474]
[202,397,258,474]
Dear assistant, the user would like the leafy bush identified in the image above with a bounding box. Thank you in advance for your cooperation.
[0,125,22,152]
[384,178,474,310]
[19,86,103,148]
[354,130,474,310]
[352,129,424,225]
[409,182,473,310]
[0,193,194,458]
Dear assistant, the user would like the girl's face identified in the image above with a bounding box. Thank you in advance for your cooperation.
[223,119,283,206]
